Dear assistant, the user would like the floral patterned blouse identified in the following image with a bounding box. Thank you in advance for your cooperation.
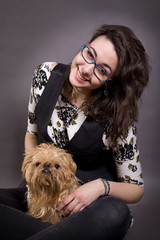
[27,62,144,186]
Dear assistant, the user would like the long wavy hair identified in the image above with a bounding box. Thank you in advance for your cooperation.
[64,24,150,145]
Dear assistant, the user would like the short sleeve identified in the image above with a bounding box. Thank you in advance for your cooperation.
[27,62,55,135]
[103,124,144,186]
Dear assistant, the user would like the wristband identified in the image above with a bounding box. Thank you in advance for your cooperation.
[99,178,110,196]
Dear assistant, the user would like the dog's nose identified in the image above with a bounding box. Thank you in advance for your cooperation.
[43,163,51,170]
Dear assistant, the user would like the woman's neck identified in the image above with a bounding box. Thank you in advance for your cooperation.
[62,86,92,109]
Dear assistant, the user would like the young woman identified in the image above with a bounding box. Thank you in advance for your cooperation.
[0,24,149,240]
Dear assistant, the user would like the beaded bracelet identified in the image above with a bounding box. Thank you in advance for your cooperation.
[99,178,110,196]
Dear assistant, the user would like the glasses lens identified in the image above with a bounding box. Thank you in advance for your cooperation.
[82,46,95,64]
[94,65,109,82]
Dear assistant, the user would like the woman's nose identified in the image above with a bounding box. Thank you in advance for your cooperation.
[82,63,94,76]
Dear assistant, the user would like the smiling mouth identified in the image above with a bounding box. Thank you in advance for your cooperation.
[77,69,89,82]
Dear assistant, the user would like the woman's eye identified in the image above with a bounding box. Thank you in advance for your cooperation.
[87,50,94,60]
[54,164,60,169]
[98,66,107,76]
[35,162,41,167]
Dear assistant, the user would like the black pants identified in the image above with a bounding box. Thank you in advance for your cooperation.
[0,187,132,240]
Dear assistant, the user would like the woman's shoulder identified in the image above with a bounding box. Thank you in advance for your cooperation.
[30,62,57,102]
[103,122,138,149]
[32,62,57,86]
[34,62,57,76]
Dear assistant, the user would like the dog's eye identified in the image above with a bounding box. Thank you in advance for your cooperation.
[35,162,41,167]
[54,164,60,169]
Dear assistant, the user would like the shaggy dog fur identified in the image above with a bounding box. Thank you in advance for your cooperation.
[22,143,81,224]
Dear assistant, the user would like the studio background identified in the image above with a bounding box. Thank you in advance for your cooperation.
[0,0,159,239]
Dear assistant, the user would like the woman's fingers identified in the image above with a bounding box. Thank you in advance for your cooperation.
[57,180,103,216]
[56,194,74,211]
[57,194,85,216]
[70,204,85,215]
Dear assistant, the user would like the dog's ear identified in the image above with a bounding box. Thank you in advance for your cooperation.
[63,153,77,175]
[68,156,77,174]
[21,149,35,177]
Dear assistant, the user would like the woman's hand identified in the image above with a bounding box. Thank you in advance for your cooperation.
[56,179,105,216]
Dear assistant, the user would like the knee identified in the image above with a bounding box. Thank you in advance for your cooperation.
[105,197,131,226]
[89,196,132,239]
[104,196,131,239]
[91,196,131,222]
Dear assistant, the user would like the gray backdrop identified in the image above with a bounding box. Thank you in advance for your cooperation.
[0,0,159,239]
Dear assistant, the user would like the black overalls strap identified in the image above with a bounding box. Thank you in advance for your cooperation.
[35,63,67,143]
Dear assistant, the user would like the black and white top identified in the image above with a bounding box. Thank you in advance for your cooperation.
[27,62,144,186]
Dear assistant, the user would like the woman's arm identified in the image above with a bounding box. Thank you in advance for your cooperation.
[25,63,55,153]
[24,132,38,153]
[57,124,144,215]
[56,179,144,216]
[107,180,144,203]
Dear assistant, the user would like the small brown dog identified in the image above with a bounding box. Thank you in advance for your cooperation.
[22,143,81,224]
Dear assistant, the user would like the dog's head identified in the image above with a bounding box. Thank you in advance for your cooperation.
[22,143,77,195]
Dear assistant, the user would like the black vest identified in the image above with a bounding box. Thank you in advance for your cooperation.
[35,63,117,182]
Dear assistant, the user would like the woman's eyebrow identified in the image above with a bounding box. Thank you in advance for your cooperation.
[103,63,112,73]
[90,46,97,58]
[90,46,112,73]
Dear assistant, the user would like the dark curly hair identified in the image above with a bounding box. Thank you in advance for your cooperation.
[64,24,150,145]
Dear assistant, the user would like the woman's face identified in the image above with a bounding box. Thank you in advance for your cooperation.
[69,36,118,93]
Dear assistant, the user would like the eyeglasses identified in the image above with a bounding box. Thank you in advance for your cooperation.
[81,44,112,82]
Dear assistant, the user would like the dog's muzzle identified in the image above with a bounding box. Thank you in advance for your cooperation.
[42,163,51,174]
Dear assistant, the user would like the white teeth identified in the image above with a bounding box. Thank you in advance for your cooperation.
[78,69,87,81]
